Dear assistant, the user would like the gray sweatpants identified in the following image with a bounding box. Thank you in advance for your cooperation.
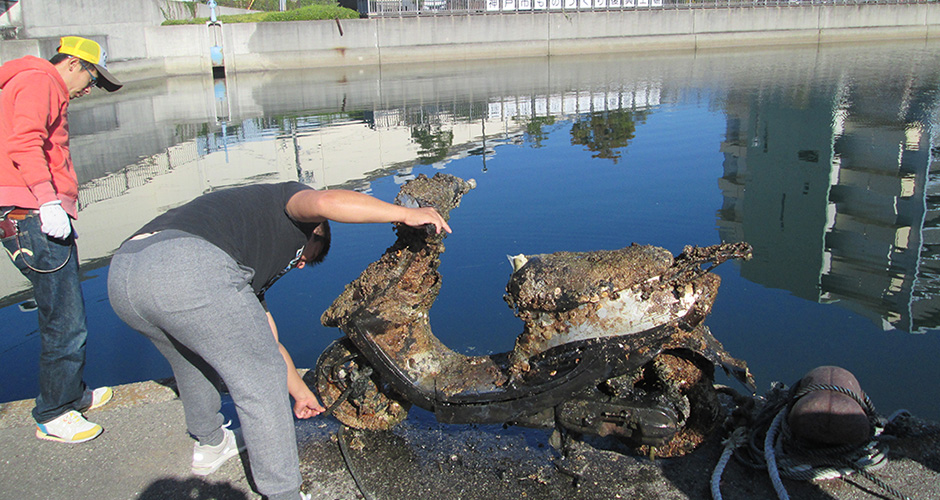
[107,231,302,500]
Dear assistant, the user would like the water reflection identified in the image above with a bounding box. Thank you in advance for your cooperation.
[0,55,670,301]
[2,42,940,418]
[718,58,940,333]
[570,109,649,162]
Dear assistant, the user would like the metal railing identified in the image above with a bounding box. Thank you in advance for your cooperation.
[359,0,934,17]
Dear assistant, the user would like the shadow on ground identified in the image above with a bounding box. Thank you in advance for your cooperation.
[139,477,250,500]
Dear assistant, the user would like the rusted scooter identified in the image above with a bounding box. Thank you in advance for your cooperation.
[314,173,754,456]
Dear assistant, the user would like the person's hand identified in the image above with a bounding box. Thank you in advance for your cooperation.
[402,207,452,234]
[293,395,326,419]
[39,201,71,239]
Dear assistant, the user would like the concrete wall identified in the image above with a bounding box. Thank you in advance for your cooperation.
[15,0,171,61]
[155,4,940,78]
[2,3,939,79]
[0,0,251,63]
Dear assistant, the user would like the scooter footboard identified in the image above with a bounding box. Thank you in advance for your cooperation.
[343,308,676,425]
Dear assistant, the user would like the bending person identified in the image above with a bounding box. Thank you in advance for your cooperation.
[107,181,450,500]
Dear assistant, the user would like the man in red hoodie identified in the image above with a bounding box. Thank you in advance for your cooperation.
[0,36,122,443]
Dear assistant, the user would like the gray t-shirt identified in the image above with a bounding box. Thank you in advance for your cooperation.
[132,182,316,297]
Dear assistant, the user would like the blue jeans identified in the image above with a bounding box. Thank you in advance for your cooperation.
[2,213,90,423]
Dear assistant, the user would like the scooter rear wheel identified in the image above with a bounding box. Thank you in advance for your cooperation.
[315,338,412,431]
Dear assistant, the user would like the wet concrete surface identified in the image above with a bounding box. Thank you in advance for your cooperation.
[0,377,938,500]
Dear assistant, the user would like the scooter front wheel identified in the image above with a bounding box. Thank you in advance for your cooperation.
[315,338,412,431]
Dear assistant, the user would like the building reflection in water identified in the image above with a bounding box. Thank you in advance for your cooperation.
[718,65,940,333]
[0,57,663,302]
[4,45,939,339]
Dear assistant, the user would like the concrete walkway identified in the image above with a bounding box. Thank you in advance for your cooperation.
[1,378,938,500]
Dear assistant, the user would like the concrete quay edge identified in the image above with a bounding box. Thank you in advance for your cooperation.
[1,376,939,500]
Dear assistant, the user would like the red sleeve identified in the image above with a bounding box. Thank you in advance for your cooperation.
[4,74,62,204]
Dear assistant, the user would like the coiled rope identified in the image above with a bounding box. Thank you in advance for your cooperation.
[711,383,911,500]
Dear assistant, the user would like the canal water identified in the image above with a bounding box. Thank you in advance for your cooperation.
[2,39,939,420]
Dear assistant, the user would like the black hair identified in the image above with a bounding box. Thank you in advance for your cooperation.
[299,220,331,265]
[49,53,70,65]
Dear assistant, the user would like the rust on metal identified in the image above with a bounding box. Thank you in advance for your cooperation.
[318,173,753,455]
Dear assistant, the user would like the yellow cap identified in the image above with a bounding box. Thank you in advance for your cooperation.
[57,36,122,92]
[58,36,103,65]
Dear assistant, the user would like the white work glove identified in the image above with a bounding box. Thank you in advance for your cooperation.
[39,200,72,239]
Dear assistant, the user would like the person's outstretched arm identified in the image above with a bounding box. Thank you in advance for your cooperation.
[286,189,452,235]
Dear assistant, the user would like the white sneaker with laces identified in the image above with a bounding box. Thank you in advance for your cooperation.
[191,423,246,476]
[35,410,103,443]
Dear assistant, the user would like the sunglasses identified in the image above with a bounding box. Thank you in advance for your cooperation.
[78,60,98,90]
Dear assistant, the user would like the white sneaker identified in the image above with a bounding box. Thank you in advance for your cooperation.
[35,410,103,443]
[191,422,246,476]
[301,493,312,500]
[81,386,114,412]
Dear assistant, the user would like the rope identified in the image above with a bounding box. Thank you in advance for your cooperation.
[711,383,911,500]
[851,461,911,500]
[790,383,876,415]
[711,427,745,500]
[764,408,790,500]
